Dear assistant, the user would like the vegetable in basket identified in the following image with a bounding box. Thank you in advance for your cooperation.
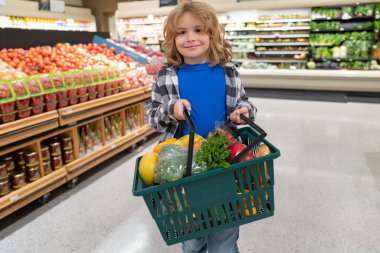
[154,144,207,184]
[196,130,230,170]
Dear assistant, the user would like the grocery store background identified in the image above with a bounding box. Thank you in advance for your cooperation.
[0,0,380,253]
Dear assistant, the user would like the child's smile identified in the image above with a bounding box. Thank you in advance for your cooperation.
[175,12,210,64]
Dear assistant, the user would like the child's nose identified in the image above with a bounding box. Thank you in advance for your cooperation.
[186,31,196,42]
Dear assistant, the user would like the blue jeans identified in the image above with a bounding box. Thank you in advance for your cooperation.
[182,227,239,253]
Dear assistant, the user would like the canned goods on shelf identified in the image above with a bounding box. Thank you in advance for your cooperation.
[11,171,26,189]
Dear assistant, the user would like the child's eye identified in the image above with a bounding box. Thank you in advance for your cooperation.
[195,29,202,33]
[178,31,186,35]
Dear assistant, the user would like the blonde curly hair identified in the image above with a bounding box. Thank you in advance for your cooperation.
[163,2,232,66]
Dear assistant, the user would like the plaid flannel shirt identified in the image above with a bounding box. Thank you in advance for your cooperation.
[147,62,257,139]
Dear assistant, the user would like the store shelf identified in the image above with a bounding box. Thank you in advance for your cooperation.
[226,27,256,31]
[256,18,311,23]
[58,87,145,126]
[237,59,306,63]
[0,111,59,147]
[312,28,373,32]
[225,35,256,39]
[0,168,67,219]
[256,26,310,31]
[239,69,380,92]
[233,49,256,53]
[65,124,151,180]
[255,42,309,46]
[255,34,310,39]
[255,51,308,55]
[143,86,152,100]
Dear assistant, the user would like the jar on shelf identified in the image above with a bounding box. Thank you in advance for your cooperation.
[43,160,53,175]
[16,151,26,167]
[49,141,62,157]
[26,166,41,182]
[3,155,15,173]
[11,171,26,189]
[0,179,11,196]
[25,151,39,167]
[0,162,8,181]
[52,156,63,170]
[61,137,73,151]
[63,150,74,164]
[41,145,50,161]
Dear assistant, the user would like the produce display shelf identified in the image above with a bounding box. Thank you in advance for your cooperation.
[255,51,308,55]
[0,168,67,219]
[239,69,380,92]
[143,86,152,100]
[312,28,373,32]
[255,34,310,39]
[256,26,310,31]
[256,18,311,23]
[233,49,256,53]
[0,111,59,147]
[255,42,310,46]
[65,124,151,180]
[311,58,371,62]
[311,16,374,22]
[238,59,307,63]
[225,35,256,39]
[226,27,256,31]
[58,87,145,126]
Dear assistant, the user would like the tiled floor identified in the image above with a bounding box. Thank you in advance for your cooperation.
[0,97,379,253]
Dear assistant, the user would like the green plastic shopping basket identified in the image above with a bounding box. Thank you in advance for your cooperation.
[133,112,280,245]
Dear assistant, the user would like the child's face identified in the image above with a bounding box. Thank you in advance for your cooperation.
[175,12,210,65]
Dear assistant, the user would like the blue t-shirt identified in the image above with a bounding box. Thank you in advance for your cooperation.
[176,63,226,138]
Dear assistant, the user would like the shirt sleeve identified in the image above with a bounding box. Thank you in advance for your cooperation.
[235,68,257,121]
[147,70,179,132]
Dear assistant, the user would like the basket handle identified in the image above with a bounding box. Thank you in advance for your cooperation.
[179,110,195,177]
[226,114,267,164]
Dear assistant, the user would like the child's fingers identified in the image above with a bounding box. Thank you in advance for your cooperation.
[182,99,191,113]
[174,99,191,120]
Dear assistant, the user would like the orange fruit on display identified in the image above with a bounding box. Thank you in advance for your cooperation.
[175,134,204,147]
[153,138,177,153]
[138,152,158,185]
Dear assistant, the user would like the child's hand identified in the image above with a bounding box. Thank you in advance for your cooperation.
[230,107,249,124]
[174,99,191,120]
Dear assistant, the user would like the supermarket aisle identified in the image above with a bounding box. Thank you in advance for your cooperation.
[0,97,380,253]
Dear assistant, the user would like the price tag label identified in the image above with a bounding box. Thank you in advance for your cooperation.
[340,28,344,31]
[111,144,116,149]
[66,108,73,114]
[10,195,19,203]
[50,0,65,13]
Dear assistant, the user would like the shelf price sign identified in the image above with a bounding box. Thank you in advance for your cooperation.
[50,0,65,13]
